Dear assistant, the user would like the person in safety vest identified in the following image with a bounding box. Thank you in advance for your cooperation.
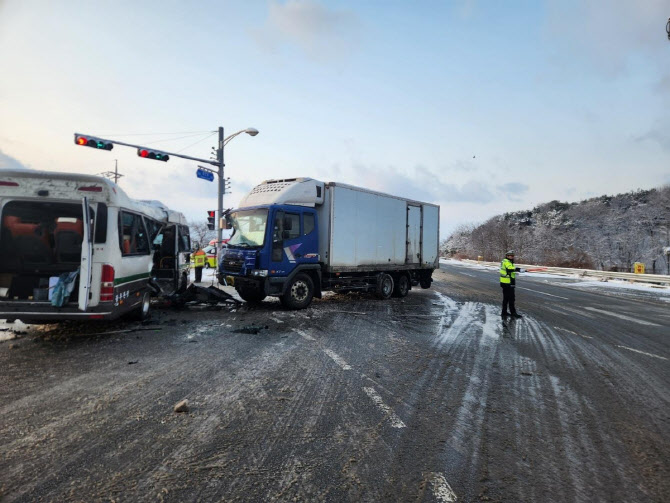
[193,244,207,283]
[500,250,525,318]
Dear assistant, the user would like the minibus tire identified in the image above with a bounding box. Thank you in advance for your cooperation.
[133,291,151,321]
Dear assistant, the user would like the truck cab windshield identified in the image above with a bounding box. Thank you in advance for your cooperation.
[227,209,268,248]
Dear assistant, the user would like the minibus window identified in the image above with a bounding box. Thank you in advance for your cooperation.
[119,211,150,256]
[94,203,107,243]
[144,218,163,244]
[178,225,190,252]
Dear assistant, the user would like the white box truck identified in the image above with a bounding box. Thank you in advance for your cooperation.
[218,177,439,309]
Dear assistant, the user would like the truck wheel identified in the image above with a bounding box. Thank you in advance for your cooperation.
[376,273,394,300]
[236,286,266,303]
[282,273,314,310]
[393,274,410,297]
[419,276,432,289]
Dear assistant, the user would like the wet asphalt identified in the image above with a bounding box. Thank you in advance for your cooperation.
[0,263,668,502]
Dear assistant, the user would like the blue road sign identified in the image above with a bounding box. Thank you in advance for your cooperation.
[196,168,214,182]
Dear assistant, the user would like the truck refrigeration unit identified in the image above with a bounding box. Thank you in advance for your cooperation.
[218,178,439,309]
[0,170,191,322]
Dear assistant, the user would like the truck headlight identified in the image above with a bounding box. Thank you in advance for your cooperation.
[251,269,268,277]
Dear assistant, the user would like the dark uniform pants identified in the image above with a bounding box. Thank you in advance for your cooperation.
[195,266,203,283]
[501,284,516,315]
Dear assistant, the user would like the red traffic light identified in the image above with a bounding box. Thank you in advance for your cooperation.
[207,211,216,218]
[137,148,169,162]
[74,134,113,151]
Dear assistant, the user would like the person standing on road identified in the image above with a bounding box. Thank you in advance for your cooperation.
[500,250,523,319]
[193,244,206,283]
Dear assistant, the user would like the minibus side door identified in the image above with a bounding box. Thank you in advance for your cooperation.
[78,197,93,311]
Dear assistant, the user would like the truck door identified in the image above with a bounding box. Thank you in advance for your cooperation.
[78,197,93,311]
[271,210,304,274]
[406,204,421,264]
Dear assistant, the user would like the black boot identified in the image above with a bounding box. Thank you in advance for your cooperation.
[511,313,523,319]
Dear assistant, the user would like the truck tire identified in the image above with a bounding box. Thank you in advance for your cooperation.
[393,274,410,297]
[236,286,266,303]
[376,273,394,300]
[281,273,314,310]
[419,276,432,289]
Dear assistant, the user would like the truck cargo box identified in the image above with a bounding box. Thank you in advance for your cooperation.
[318,183,439,272]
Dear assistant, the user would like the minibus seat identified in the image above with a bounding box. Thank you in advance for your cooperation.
[123,235,131,254]
[14,235,52,265]
[3,216,51,247]
[3,216,52,265]
[54,220,83,263]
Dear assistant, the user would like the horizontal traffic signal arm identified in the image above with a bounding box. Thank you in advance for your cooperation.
[72,132,221,167]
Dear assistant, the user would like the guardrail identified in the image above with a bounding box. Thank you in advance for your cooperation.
[457,259,670,286]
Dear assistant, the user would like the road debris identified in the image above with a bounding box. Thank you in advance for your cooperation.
[173,400,190,413]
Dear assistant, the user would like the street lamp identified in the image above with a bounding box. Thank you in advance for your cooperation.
[216,127,259,249]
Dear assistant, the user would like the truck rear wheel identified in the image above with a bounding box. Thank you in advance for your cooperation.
[419,275,432,289]
[393,274,410,297]
[281,273,314,310]
[236,285,266,304]
[376,273,394,300]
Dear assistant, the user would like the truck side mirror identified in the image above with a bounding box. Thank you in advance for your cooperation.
[283,216,293,231]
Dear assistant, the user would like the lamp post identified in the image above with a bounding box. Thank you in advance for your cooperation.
[216,127,259,249]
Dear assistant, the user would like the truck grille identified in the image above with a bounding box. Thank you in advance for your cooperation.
[224,259,243,273]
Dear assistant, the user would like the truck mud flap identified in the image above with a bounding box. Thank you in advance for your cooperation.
[175,284,240,306]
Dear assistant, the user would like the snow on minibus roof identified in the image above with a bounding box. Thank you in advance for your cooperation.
[0,169,185,223]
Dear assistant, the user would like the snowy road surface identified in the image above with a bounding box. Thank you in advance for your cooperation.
[0,263,668,502]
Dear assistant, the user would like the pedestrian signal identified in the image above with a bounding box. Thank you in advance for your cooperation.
[207,210,216,230]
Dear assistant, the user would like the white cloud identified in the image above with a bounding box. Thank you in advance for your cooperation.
[253,0,361,62]
[544,0,668,77]
[0,150,31,170]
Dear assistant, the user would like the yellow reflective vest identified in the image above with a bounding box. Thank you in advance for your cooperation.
[193,249,206,268]
[500,258,516,285]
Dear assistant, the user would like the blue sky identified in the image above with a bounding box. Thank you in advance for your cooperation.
[1,0,668,237]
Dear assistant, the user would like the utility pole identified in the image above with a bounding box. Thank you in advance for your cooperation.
[99,159,124,184]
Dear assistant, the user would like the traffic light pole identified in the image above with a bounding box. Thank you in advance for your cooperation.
[217,127,225,251]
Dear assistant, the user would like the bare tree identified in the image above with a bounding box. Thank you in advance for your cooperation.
[189,221,215,249]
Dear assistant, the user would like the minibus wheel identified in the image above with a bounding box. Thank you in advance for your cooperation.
[134,291,151,321]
